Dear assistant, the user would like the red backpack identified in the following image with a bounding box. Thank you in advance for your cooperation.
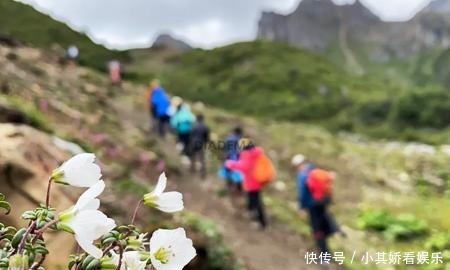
[307,169,334,203]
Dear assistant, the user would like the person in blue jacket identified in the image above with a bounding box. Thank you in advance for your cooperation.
[223,127,244,193]
[150,80,171,137]
[292,154,316,210]
[292,154,344,255]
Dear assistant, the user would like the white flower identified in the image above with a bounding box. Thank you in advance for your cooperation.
[58,180,116,258]
[149,228,196,270]
[52,153,102,187]
[109,251,147,270]
[143,173,184,213]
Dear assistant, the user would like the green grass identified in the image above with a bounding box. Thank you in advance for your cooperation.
[0,94,53,133]
[127,41,450,144]
[0,0,129,71]
[179,212,245,270]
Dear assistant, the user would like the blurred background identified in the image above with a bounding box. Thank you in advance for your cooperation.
[0,0,450,269]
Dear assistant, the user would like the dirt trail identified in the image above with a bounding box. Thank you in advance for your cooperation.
[109,95,325,270]
[180,176,324,270]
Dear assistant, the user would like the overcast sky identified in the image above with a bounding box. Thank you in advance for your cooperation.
[19,0,431,49]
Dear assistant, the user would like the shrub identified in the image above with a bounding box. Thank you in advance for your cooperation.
[384,214,428,240]
[358,210,428,241]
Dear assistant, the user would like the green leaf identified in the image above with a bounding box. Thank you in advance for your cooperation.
[34,246,49,255]
[21,211,37,220]
[0,201,11,215]
[11,228,27,248]
[86,258,100,270]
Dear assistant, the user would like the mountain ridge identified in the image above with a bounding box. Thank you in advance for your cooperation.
[258,0,450,63]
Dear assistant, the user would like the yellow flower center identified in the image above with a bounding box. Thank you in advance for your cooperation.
[143,193,158,208]
[51,169,67,184]
[154,247,171,264]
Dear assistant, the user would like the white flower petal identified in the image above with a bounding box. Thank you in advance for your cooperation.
[75,234,103,259]
[123,251,146,270]
[150,228,196,270]
[153,173,167,196]
[84,198,100,210]
[58,153,102,187]
[69,210,112,237]
[65,210,115,258]
[75,181,105,211]
[155,192,184,213]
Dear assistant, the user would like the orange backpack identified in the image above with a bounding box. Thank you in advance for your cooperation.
[252,153,276,185]
[307,169,334,203]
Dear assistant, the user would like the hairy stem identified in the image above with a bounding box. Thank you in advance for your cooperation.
[131,199,143,225]
[102,242,117,256]
[116,244,124,270]
[45,177,53,208]
[30,253,46,270]
[32,218,59,244]
[17,221,36,254]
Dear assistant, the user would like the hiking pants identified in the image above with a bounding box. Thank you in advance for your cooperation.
[178,133,191,156]
[247,191,267,228]
[308,205,335,254]
[157,115,170,137]
[190,148,206,178]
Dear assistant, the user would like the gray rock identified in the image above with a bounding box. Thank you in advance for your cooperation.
[257,0,450,62]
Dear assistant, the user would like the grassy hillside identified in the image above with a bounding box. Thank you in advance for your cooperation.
[135,41,449,144]
[0,0,129,70]
[412,48,450,88]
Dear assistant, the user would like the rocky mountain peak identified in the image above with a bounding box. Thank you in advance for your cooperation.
[258,0,380,52]
[423,0,450,14]
[152,33,192,51]
[258,0,450,62]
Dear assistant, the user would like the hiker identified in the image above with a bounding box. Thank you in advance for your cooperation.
[146,80,158,127]
[150,80,171,137]
[167,96,183,118]
[170,101,196,156]
[66,45,79,65]
[292,154,339,254]
[189,114,210,178]
[222,127,244,193]
[108,60,122,86]
[226,139,275,229]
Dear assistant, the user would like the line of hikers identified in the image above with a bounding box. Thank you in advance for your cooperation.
[146,79,210,178]
[219,129,344,255]
[146,79,343,256]
[62,45,123,86]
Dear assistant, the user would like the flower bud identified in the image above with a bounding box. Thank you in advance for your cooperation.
[8,254,29,270]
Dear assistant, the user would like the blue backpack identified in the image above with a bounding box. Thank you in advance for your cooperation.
[171,107,194,134]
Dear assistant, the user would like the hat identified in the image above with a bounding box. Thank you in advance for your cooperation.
[291,154,305,166]
[239,138,254,150]
[171,96,183,107]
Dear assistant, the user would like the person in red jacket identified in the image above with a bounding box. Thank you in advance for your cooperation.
[226,139,267,229]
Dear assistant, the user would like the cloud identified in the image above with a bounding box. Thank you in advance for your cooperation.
[18,0,431,49]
